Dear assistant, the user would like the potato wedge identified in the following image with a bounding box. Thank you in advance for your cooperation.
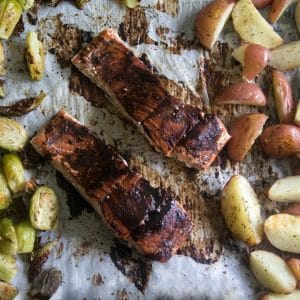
[232,0,283,49]
[250,250,296,293]
[232,44,248,64]
[268,176,300,202]
[227,113,268,161]
[269,41,300,71]
[214,82,266,106]
[221,175,263,246]
[260,125,300,158]
[252,0,272,8]
[262,290,300,300]
[264,214,300,254]
[296,1,300,33]
[283,203,300,215]
[294,102,300,127]
[195,0,235,50]
[272,70,295,124]
[269,0,291,24]
[287,258,300,281]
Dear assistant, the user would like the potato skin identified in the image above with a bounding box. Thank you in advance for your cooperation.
[272,70,295,124]
[252,0,272,8]
[215,82,267,106]
[269,0,290,24]
[227,113,268,161]
[287,258,300,281]
[260,125,300,158]
[195,0,235,50]
[282,204,300,216]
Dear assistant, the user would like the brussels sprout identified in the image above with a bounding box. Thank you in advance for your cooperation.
[0,253,17,282]
[16,0,34,10]
[120,0,138,8]
[0,117,27,151]
[30,186,58,230]
[0,85,5,99]
[25,32,45,81]
[2,154,25,193]
[0,0,22,40]
[0,281,18,299]
[14,221,35,253]
[0,168,10,210]
[0,218,17,255]
[74,0,89,9]
[0,42,6,76]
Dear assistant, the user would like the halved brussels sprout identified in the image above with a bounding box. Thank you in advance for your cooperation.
[14,221,35,253]
[0,281,18,299]
[0,117,27,151]
[0,218,17,255]
[30,186,58,230]
[120,0,138,8]
[0,168,10,210]
[2,154,25,193]
[0,0,22,40]
[0,253,17,282]
[25,32,45,81]
[16,0,34,10]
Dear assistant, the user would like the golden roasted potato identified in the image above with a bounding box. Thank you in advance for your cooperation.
[260,125,300,158]
[268,176,300,202]
[227,113,268,161]
[282,203,300,215]
[231,44,247,64]
[264,214,300,254]
[269,0,291,24]
[287,258,300,281]
[232,0,283,49]
[296,0,300,33]
[250,250,296,293]
[294,102,300,127]
[262,289,300,300]
[195,0,235,50]
[269,41,300,71]
[214,82,266,106]
[221,175,263,246]
[252,0,272,8]
[272,70,295,124]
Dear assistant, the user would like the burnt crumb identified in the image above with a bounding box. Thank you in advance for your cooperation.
[12,16,24,37]
[55,171,94,218]
[27,0,42,25]
[155,0,179,16]
[118,7,154,46]
[69,66,106,107]
[116,289,129,300]
[20,143,45,169]
[92,273,104,286]
[73,241,93,259]
[110,239,152,293]
[28,268,62,300]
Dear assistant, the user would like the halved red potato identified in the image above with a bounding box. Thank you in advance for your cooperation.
[269,41,300,71]
[287,258,300,281]
[260,125,300,158]
[252,0,272,8]
[195,0,235,50]
[269,0,291,24]
[282,203,300,215]
[295,102,300,126]
[272,70,295,124]
[232,0,283,49]
[227,113,268,161]
[214,82,267,106]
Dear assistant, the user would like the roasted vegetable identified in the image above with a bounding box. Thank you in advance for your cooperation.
[0,42,5,76]
[296,0,300,33]
[0,117,27,151]
[295,102,300,127]
[0,168,10,210]
[30,186,58,231]
[269,0,291,24]
[0,91,46,117]
[74,0,89,9]
[0,253,17,282]
[264,214,300,254]
[250,250,296,293]
[0,85,5,99]
[268,176,300,202]
[14,221,35,253]
[287,258,300,281]
[0,281,18,300]
[221,175,263,246]
[262,290,300,300]
[2,153,25,193]
[25,32,45,81]
[282,203,300,215]
[16,0,34,10]
[0,218,17,255]
[252,0,272,8]
[0,0,22,40]
[120,0,138,9]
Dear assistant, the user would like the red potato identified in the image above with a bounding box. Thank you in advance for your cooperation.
[252,0,273,8]
[272,70,295,124]
[244,44,270,81]
[260,125,300,158]
[227,113,268,161]
[214,82,267,106]
[282,204,300,215]
[269,0,291,24]
[195,0,235,50]
[287,258,300,281]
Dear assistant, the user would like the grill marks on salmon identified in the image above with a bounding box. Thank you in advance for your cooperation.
[71,29,231,170]
[31,111,192,262]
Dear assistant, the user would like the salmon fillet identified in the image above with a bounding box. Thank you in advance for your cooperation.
[71,29,231,170]
[31,111,192,262]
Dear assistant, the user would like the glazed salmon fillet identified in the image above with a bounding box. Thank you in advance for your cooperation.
[71,29,231,170]
[31,111,192,262]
